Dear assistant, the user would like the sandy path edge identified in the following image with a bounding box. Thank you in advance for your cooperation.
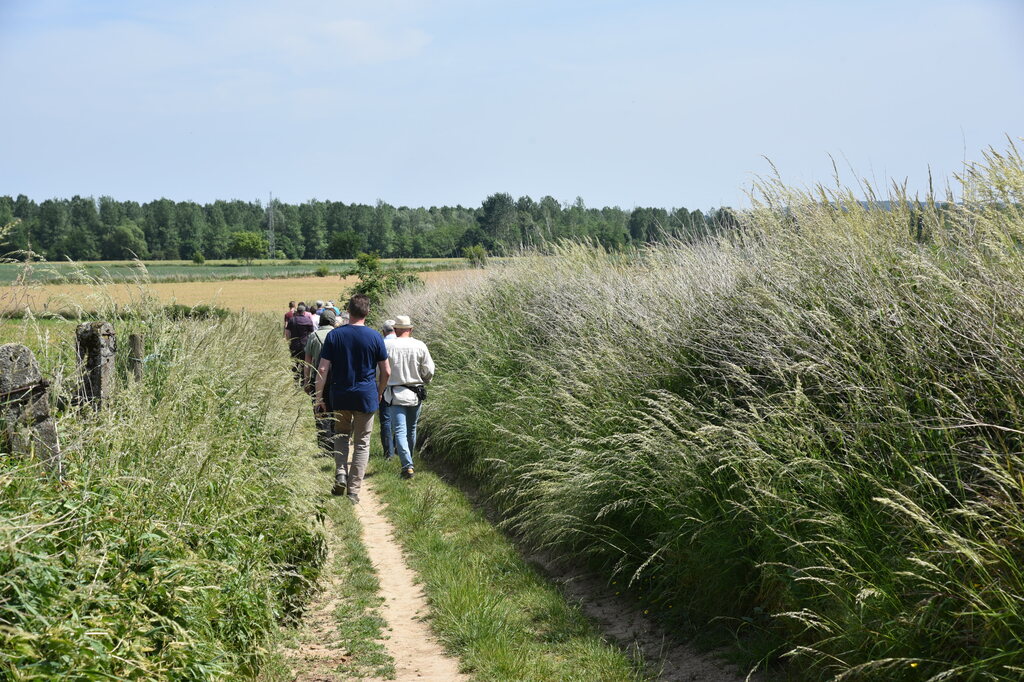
[356,483,468,681]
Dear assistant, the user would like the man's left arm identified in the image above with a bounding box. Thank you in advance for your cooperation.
[376,359,391,402]
[315,358,331,410]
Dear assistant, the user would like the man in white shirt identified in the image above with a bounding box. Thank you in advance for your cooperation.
[383,315,434,479]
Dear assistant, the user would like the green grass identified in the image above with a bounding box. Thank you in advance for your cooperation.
[0,310,328,679]
[0,258,468,285]
[381,141,1024,680]
[367,455,646,681]
[0,317,77,351]
[323,497,396,679]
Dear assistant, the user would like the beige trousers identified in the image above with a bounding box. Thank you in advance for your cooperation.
[331,410,376,495]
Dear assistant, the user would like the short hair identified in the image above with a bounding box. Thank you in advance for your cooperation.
[288,301,295,308]
[296,303,306,313]
[348,294,370,319]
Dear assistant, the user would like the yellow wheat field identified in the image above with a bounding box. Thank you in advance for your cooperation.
[1,270,481,316]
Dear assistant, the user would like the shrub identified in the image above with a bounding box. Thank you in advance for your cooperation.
[462,244,488,268]
[162,303,229,320]
[346,252,422,309]
[314,264,330,277]
[192,250,205,265]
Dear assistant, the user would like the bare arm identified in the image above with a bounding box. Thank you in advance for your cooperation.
[315,358,331,408]
[376,359,391,402]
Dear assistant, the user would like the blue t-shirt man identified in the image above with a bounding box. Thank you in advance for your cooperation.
[319,325,389,412]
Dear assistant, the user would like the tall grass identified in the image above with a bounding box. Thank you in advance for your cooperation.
[384,142,1024,679]
[0,310,326,679]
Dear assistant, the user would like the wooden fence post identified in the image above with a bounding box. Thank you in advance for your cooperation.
[129,333,144,382]
[76,321,116,408]
[0,343,62,476]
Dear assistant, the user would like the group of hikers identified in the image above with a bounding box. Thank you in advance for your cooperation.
[283,297,435,503]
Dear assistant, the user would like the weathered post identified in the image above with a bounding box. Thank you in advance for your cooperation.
[129,333,144,382]
[0,343,62,476]
[76,321,116,408]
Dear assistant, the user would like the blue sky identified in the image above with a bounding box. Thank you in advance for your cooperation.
[1,0,1021,210]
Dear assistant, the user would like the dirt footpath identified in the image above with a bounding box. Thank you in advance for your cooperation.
[356,483,468,681]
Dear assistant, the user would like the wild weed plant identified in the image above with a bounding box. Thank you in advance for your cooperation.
[384,142,1024,679]
[0,308,326,679]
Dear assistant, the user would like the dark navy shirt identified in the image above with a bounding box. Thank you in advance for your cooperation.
[319,325,388,412]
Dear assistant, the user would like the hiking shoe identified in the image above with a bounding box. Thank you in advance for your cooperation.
[347,493,360,504]
[401,467,414,480]
[331,477,347,496]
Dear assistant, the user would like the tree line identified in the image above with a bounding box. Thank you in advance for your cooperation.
[0,193,738,261]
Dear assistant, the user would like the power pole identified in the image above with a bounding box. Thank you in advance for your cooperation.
[267,191,276,259]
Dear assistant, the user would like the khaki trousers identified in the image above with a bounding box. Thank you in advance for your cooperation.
[331,410,376,495]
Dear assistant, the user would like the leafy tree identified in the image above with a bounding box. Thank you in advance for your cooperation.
[145,198,179,259]
[204,202,230,258]
[98,196,124,228]
[36,200,70,259]
[176,201,207,260]
[478,192,518,250]
[299,200,328,258]
[229,230,268,264]
[101,220,149,259]
[369,200,396,256]
[329,230,365,259]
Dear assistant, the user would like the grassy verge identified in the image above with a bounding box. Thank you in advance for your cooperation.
[381,143,1024,679]
[0,310,327,679]
[367,455,646,681]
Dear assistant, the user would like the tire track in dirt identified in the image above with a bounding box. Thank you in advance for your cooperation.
[356,483,468,681]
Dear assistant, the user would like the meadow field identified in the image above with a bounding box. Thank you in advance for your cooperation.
[0,269,481,316]
[0,257,466,285]
[387,144,1024,679]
